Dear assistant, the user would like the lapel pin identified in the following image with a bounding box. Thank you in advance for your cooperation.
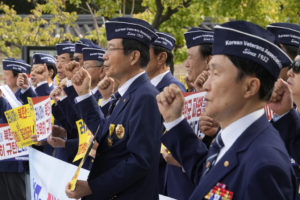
[224,161,229,167]
[116,124,125,139]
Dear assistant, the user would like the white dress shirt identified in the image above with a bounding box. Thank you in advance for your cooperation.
[150,70,170,87]
[164,108,265,164]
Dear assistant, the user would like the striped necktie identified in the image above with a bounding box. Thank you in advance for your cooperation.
[202,132,224,176]
[107,92,121,116]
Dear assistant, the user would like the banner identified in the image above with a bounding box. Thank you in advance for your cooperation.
[73,119,93,162]
[182,92,206,139]
[4,104,37,148]
[28,96,52,141]
[29,148,89,200]
[0,124,28,161]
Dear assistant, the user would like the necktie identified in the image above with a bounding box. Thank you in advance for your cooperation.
[202,132,224,176]
[107,92,121,116]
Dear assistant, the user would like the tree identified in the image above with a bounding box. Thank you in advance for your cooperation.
[0,0,77,57]
[0,0,299,61]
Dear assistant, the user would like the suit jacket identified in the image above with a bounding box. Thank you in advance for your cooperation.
[0,97,11,124]
[156,71,186,92]
[76,73,164,200]
[162,114,297,200]
[272,109,300,199]
[0,97,24,173]
[19,83,53,104]
[153,71,192,198]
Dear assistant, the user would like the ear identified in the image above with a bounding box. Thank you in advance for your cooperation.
[129,50,140,66]
[243,76,260,99]
[157,52,167,65]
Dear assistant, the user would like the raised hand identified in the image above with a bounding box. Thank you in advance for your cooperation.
[65,180,92,199]
[268,78,293,115]
[184,76,194,92]
[161,148,181,167]
[193,71,210,92]
[17,73,30,90]
[97,76,116,100]
[156,84,185,122]
[65,61,81,80]
[50,87,63,103]
[47,135,66,148]
[72,68,91,96]
[34,64,49,84]
[199,115,219,137]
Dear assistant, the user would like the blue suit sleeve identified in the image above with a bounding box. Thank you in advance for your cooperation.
[0,97,11,123]
[161,119,208,184]
[35,83,51,96]
[20,87,37,104]
[272,108,300,164]
[75,95,105,136]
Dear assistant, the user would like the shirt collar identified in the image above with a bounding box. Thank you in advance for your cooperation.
[91,87,98,95]
[220,108,264,149]
[118,71,145,96]
[150,70,170,87]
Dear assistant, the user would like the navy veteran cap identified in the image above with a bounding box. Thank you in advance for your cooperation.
[75,39,95,53]
[56,41,75,55]
[267,23,300,47]
[184,28,214,48]
[32,53,56,66]
[3,58,31,73]
[212,21,292,79]
[105,17,157,47]
[83,46,105,62]
[152,32,176,51]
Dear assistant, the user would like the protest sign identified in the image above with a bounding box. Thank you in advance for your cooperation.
[5,104,37,148]
[29,148,89,200]
[73,119,93,162]
[28,96,52,141]
[0,124,28,161]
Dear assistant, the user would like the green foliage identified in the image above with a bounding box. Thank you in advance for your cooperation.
[0,0,299,63]
[0,0,77,57]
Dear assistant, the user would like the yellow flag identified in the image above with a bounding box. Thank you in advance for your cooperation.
[4,104,37,148]
[73,119,93,162]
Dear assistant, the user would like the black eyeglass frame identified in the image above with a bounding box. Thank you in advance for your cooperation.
[288,60,300,74]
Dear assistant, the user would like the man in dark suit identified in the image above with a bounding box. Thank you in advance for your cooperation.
[48,45,106,167]
[270,57,300,199]
[65,17,164,200]
[17,53,57,104]
[0,58,30,200]
[184,28,213,92]
[267,23,300,81]
[146,31,186,92]
[2,58,31,104]
[156,21,297,199]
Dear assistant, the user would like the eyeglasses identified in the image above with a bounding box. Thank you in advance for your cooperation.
[288,60,300,74]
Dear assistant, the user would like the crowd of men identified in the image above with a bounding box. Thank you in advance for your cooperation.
[0,16,300,200]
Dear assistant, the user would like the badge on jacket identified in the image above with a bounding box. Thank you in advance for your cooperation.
[204,182,233,200]
[108,124,115,147]
[115,124,125,139]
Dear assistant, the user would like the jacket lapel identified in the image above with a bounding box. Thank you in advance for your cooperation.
[99,74,149,143]
[190,114,270,199]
